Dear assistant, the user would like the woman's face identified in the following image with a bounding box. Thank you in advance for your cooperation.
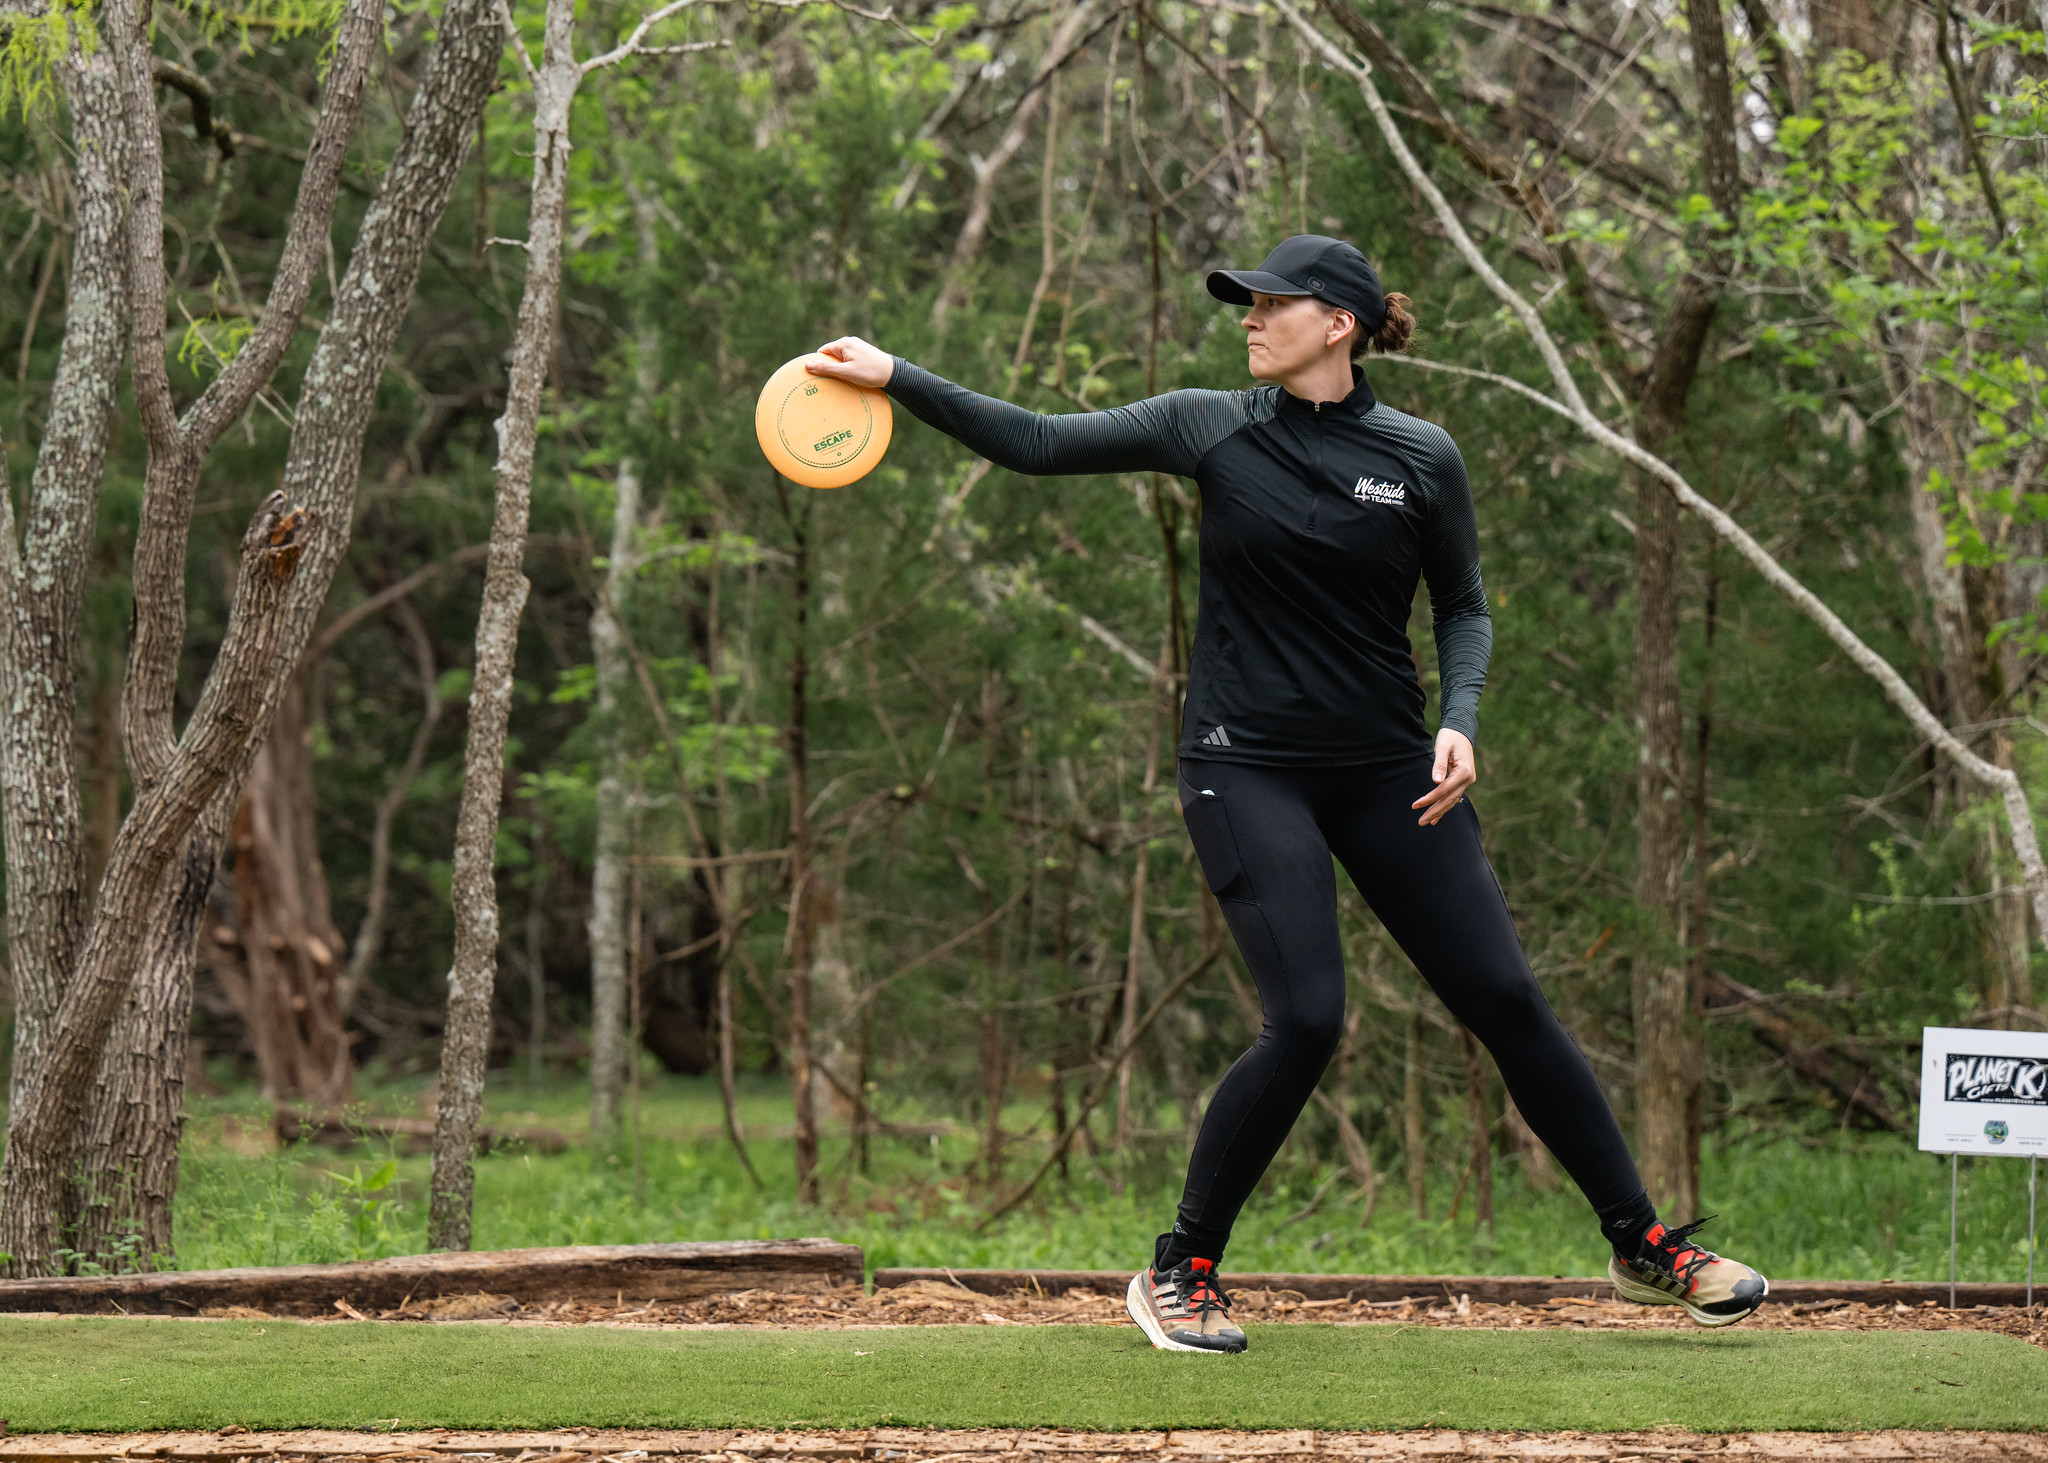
[1242,292,1355,381]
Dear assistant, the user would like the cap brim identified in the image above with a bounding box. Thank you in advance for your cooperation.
[1206,268,1316,306]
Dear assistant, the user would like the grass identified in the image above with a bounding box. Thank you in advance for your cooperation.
[4,1317,2045,1434]
[162,1068,2047,1285]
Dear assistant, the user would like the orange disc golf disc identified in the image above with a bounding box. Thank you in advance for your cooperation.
[754,355,893,489]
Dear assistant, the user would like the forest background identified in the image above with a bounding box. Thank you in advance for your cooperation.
[0,0,2044,1283]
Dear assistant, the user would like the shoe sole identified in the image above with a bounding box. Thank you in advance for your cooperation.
[1608,1261,1769,1328]
[1124,1270,1237,1353]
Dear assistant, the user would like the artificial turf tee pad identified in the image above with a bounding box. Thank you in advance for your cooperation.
[3,1319,2046,1434]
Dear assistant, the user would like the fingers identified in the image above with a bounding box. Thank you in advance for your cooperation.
[1411,734,1478,826]
[1413,780,1473,826]
[807,339,856,371]
[1411,774,1471,826]
[804,337,890,388]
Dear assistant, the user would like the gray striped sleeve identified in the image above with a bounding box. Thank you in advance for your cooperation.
[1369,404,1493,743]
[886,358,1252,479]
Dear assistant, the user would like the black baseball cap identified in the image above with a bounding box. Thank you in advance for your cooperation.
[1206,234,1386,333]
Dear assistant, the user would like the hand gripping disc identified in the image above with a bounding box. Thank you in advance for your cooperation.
[754,356,893,489]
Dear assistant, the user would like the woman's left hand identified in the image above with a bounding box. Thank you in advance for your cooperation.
[1411,728,1477,827]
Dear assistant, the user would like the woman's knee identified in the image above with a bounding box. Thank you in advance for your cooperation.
[1452,972,1554,1045]
[1271,994,1345,1064]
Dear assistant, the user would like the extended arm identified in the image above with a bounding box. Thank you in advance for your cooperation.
[884,357,1247,479]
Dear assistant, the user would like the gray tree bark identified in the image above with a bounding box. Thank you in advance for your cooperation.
[0,0,500,1275]
[1626,0,1744,1223]
[0,495,316,1272]
[1,42,130,1137]
[586,174,663,1138]
[69,826,217,1262]
[61,0,386,1270]
[430,0,584,1250]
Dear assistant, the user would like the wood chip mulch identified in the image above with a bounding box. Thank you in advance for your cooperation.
[2,1426,2046,1462]
[145,1280,2047,1348]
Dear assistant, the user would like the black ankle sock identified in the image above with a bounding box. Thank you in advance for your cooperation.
[1596,1189,1658,1259]
[1155,1223,1222,1273]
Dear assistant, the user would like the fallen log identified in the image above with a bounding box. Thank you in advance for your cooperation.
[1699,969,1909,1132]
[0,1239,860,1316]
[870,1267,2040,1308]
[272,1110,570,1154]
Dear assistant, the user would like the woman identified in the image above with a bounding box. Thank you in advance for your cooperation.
[809,235,1766,1355]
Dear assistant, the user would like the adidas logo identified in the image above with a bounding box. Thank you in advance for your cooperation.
[1199,725,1233,747]
[1354,475,1406,507]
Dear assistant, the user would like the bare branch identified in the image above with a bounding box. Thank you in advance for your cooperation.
[932,0,1118,329]
[581,0,708,71]
[121,0,384,790]
[980,927,1224,1227]
[149,58,235,158]
[494,0,542,81]
[1077,613,1157,680]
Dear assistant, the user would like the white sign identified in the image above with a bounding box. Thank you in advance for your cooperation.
[1918,1026,2048,1156]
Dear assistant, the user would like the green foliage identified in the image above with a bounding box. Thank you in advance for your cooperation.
[176,312,255,377]
[171,1076,2048,1286]
[173,0,347,57]
[179,1121,409,1268]
[1742,44,2048,645]
[0,0,95,118]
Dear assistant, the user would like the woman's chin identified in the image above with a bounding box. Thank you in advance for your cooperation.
[1246,355,1276,381]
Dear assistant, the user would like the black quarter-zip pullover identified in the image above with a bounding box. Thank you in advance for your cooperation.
[884,358,1492,767]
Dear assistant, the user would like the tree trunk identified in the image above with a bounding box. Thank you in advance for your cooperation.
[429,0,579,1252]
[586,469,637,1136]
[66,826,217,1265]
[782,483,819,1203]
[1,41,130,1145]
[18,0,441,1274]
[84,651,126,898]
[1457,1027,1493,1244]
[218,681,352,1108]
[585,384,648,1129]
[1626,0,1745,1225]
[1629,442,1695,1219]
[1404,1010,1427,1218]
[589,172,666,1128]
[1116,661,1168,1147]
[0,496,314,1273]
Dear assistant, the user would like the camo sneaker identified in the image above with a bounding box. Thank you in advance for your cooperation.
[1125,1256,1248,1353]
[1608,1215,1767,1327]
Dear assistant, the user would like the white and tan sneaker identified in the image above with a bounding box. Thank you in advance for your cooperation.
[1608,1216,1768,1327]
[1125,1256,1248,1353]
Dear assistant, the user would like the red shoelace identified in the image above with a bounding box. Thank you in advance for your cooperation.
[1185,1257,1233,1318]
[1640,1216,1719,1293]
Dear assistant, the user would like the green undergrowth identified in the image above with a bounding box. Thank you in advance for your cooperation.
[4,1318,2045,1434]
[161,1070,2046,1285]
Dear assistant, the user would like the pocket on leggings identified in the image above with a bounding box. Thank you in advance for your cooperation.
[1180,776,1253,903]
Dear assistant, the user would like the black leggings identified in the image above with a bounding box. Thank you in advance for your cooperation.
[1171,755,1642,1262]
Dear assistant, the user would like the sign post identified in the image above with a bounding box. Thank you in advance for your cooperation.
[1917,1026,2048,1310]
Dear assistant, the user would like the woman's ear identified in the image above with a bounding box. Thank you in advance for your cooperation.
[1326,308,1356,346]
